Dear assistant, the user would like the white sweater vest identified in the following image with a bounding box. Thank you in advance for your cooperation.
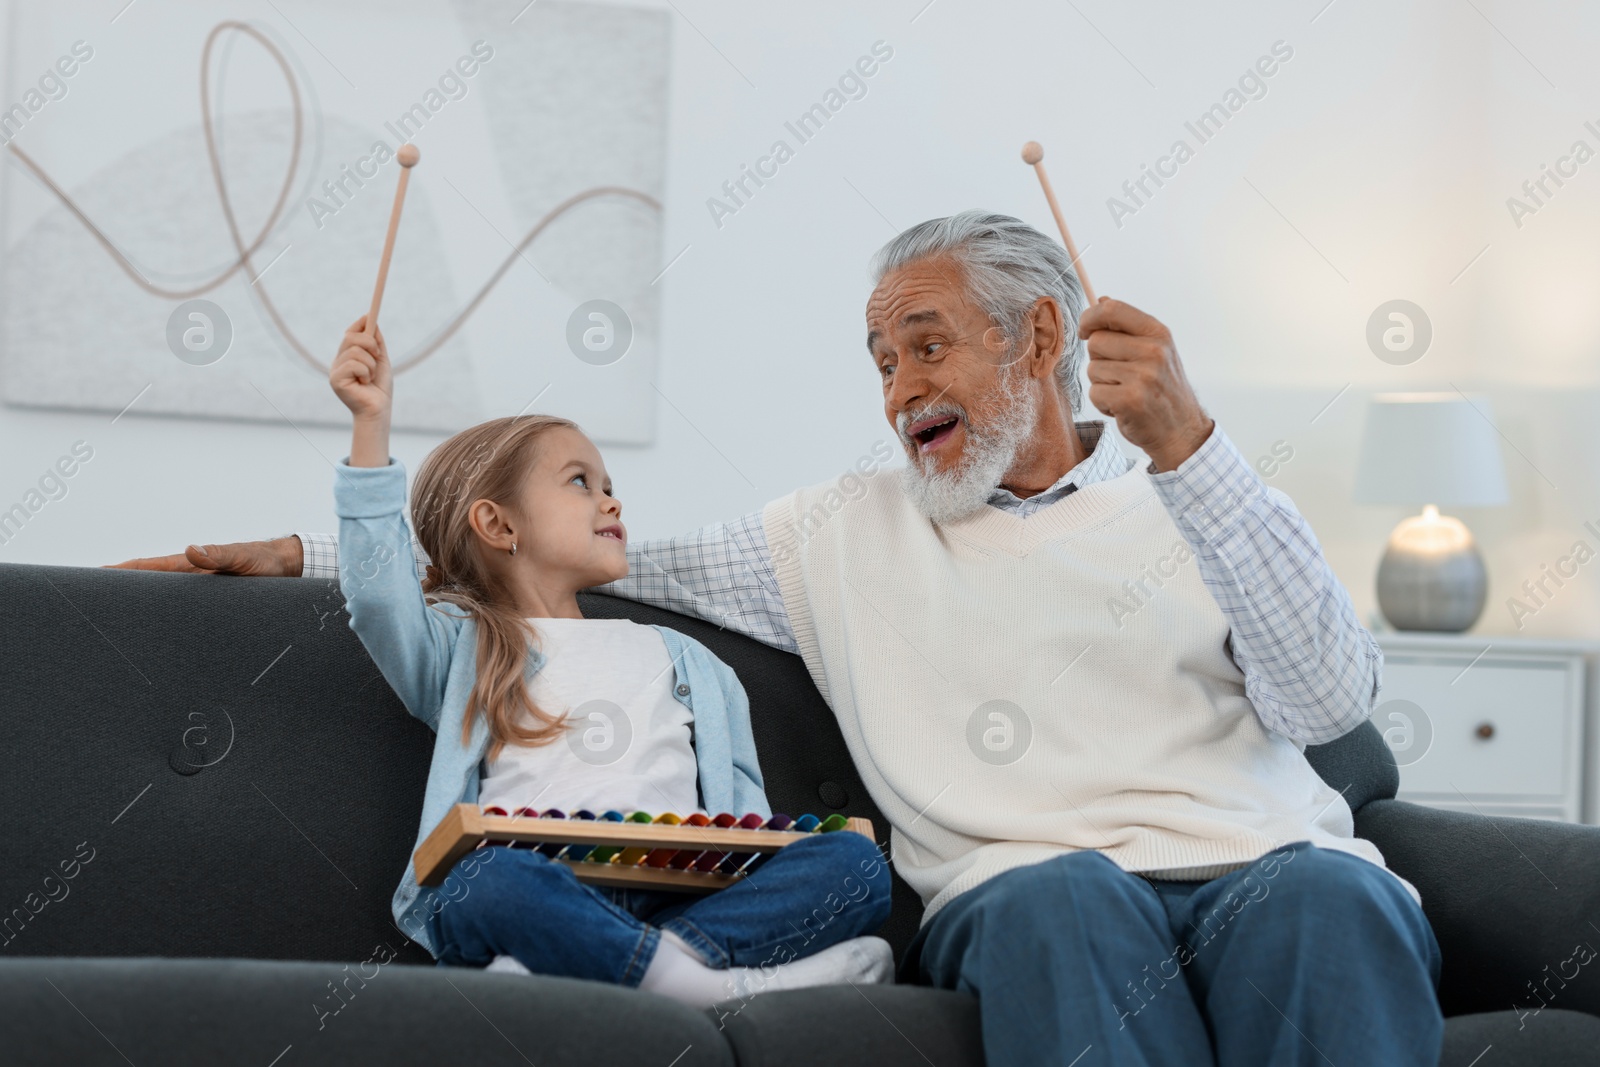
[763,463,1418,923]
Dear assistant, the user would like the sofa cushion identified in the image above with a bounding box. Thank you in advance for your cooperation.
[707,987,1600,1066]
[1439,1009,1600,1066]
[710,984,984,1067]
[0,564,438,966]
[0,957,735,1066]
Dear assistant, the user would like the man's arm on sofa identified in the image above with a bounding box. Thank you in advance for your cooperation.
[109,537,307,575]
[305,522,796,650]
[123,519,801,652]
[1148,427,1383,746]
[109,534,430,582]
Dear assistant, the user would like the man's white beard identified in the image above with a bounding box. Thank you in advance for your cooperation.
[898,364,1039,526]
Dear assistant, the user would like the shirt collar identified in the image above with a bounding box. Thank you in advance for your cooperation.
[986,420,1132,508]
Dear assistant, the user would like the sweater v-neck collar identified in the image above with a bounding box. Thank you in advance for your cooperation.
[936,467,1154,556]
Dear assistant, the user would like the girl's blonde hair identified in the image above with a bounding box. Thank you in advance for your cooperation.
[410,414,579,763]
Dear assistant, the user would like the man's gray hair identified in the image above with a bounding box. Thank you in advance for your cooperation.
[869,210,1088,414]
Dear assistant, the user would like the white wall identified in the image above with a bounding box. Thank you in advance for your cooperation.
[3,0,1598,640]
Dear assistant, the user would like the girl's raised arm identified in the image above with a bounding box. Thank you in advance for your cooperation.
[329,315,458,730]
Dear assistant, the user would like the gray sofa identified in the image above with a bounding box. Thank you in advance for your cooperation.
[1,562,1597,1066]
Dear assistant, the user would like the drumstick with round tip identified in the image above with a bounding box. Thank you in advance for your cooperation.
[366,143,421,336]
[1021,141,1097,306]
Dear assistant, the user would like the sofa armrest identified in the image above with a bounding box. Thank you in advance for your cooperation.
[1354,798,1600,1019]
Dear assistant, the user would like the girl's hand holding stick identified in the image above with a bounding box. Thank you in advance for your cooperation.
[330,316,392,468]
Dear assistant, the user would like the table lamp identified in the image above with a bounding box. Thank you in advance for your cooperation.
[1353,393,1509,631]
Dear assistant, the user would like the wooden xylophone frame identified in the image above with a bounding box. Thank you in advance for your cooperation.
[414,804,876,894]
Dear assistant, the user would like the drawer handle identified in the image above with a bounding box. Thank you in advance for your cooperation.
[1475,722,1495,740]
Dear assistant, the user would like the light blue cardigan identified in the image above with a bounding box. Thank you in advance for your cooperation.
[333,460,771,958]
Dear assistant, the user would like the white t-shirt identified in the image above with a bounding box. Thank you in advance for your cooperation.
[477,617,703,817]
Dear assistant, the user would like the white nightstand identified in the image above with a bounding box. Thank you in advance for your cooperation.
[1373,633,1598,824]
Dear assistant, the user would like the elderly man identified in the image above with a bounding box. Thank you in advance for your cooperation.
[120,212,1443,1066]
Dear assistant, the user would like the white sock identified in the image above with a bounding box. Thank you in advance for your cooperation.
[637,930,893,1008]
[485,954,531,975]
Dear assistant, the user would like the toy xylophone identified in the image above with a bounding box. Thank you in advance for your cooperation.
[414,804,875,893]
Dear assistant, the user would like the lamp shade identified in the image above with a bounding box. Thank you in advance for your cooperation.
[1352,393,1509,507]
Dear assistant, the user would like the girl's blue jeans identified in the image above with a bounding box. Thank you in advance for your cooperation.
[425,830,891,986]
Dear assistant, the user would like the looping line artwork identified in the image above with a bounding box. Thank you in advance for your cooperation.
[3,19,662,378]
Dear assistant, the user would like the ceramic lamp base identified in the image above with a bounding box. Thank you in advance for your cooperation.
[1375,506,1487,632]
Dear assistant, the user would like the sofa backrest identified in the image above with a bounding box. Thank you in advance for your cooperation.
[0,563,1396,967]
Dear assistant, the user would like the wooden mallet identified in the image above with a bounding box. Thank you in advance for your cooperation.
[366,143,421,336]
[1021,141,1096,306]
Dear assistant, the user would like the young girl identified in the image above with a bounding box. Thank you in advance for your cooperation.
[327,315,893,1006]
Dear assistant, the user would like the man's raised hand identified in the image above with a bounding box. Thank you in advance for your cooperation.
[1077,297,1214,473]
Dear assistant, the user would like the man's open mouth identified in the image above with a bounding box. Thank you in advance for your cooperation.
[909,414,960,453]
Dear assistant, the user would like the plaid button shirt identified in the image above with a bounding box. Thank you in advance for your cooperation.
[300,421,1381,745]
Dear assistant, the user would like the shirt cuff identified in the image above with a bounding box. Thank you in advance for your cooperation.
[1146,426,1268,545]
[297,531,341,581]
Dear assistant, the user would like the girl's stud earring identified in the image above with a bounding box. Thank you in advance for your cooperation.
[510,542,517,556]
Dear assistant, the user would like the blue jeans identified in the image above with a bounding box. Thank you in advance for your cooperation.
[426,830,891,986]
[902,841,1443,1067]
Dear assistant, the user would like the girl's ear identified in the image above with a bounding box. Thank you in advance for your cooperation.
[467,498,517,554]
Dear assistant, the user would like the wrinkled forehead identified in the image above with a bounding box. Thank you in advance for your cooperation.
[865,256,975,351]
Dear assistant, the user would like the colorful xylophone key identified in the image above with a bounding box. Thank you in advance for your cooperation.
[563,810,598,862]
[616,811,673,866]
[732,813,798,875]
[741,812,852,874]
[534,809,568,858]
[501,806,538,852]
[585,810,629,863]
[690,813,742,872]
[712,813,771,874]
[642,813,687,868]
[664,813,715,869]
